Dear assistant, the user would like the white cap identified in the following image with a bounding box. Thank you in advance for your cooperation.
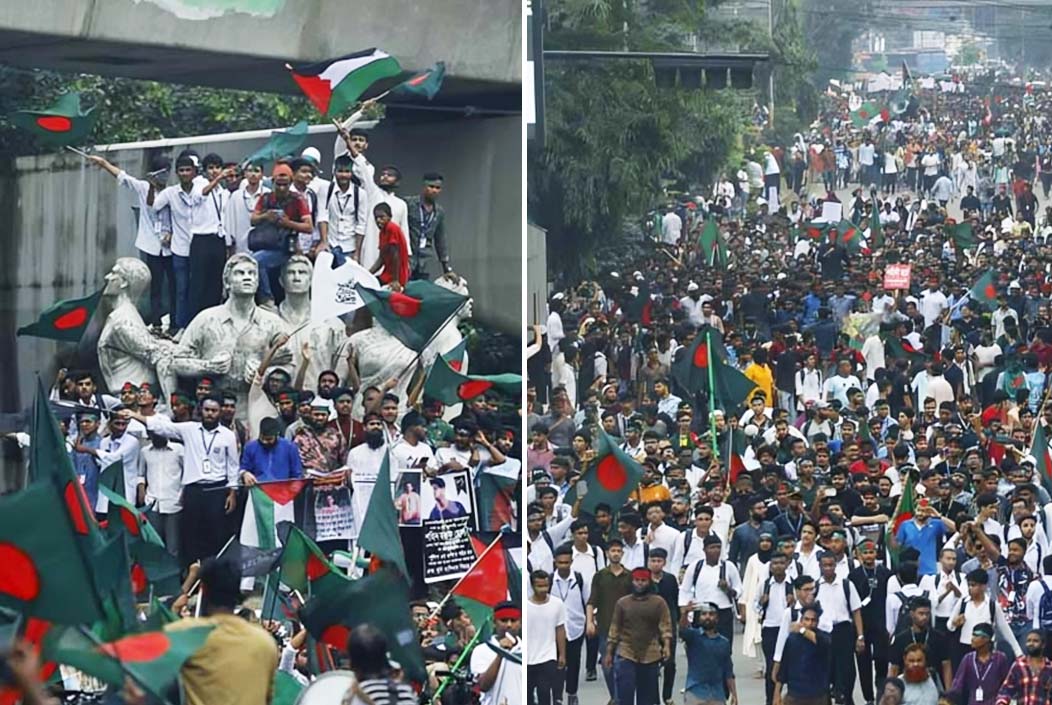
[301,146,322,164]
[633,271,644,281]
[687,281,699,292]
[551,292,565,301]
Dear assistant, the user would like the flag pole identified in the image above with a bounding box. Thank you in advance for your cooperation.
[430,617,490,704]
[705,329,720,458]
[393,297,470,384]
[427,532,504,621]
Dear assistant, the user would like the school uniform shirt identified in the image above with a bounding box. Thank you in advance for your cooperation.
[327,180,370,252]
[527,516,575,574]
[153,184,200,257]
[948,595,1021,655]
[794,543,822,580]
[671,529,711,577]
[95,431,142,510]
[526,596,566,665]
[885,584,931,636]
[139,443,185,514]
[639,523,680,560]
[118,170,170,256]
[144,416,238,487]
[620,537,647,571]
[551,571,590,641]
[678,559,743,611]
[755,575,793,628]
[191,187,227,238]
[223,183,270,254]
[919,568,965,620]
[571,543,607,586]
[816,576,862,632]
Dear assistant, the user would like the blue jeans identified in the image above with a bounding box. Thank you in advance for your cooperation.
[614,657,659,705]
[253,250,290,301]
[597,633,617,699]
[172,254,191,330]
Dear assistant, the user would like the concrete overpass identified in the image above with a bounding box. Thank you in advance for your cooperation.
[0,0,520,111]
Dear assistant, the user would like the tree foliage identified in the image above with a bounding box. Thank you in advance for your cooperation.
[802,0,873,86]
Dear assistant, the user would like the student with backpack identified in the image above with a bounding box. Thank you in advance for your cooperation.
[1023,554,1052,659]
[887,596,954,691]
[884,561,930,638]
[918,547,963,632]
[816,551,865,705]
[676,535,743,649]
[848,539,892,705]
[756,553,793,705]
[947,568,1022,671]
[552,545,589,705]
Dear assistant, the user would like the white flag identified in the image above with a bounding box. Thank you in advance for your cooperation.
[311,251,382,322]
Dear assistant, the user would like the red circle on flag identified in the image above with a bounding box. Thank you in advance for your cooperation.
[35,116,72,132]
[0,543,41,601]
[306,553,330,580]
[100,632,171,662]
[64,481,90,535]
[120,508,141,537]
[984,284,996,300]
[595,455,628,492]
[321,624,351,649]
[693,343,709,368]
[387,292,421,317]
[449,359,463,372]
[130,563,148,594]
[458,380,493,400]
[53,307,88,330]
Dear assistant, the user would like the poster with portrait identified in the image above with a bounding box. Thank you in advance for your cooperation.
[313,485,356,541]
[421,471,479,584]
[393,470,423,527]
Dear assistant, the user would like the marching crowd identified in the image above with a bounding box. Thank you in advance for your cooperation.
[526,71,1052,705]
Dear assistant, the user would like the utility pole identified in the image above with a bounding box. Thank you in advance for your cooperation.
[768,0,775,126]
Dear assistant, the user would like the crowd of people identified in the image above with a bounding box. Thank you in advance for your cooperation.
[526,70,1052,705]
[6,98,521,705]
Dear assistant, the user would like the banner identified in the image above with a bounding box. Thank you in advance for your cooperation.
[311,251,381,322]
[421,470,478,583]
[883,264,912,290]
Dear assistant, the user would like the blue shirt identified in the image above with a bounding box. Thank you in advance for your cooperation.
[240,438,303,482]
[70,435,101,509]
[781,631,830,698]
[680,627,733,700]
[896,519,947,575]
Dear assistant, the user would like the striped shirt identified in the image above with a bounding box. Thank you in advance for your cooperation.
[341,679,417,705]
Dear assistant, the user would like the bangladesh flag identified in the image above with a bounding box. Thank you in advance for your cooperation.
[883,335,926,364]
[242,120,309,167]
[697,219,728,268]
[289,49,402,117]
[577,428,645,515]
[0,482,104,625]
[98,460,126,502]
[279,525,347,594]
[851,101,882,127]
[725,428,751,485]
[887,467,917,568]
[141,596,177,632]
[622,281,652,325]
[970,270,999,312]
[128,539,182,598]
[10,93,98,147]
[442,338,468,372]
[1032,422,1052,499]
[946,221,976,249]
[17,288,102,342]
[357,279,468,351]
[241,480,306,551]
[44,624,214,700]
[834,219,862,253]
[671,327,756,410]
[299,567,425,683]
[424,354,521,405]
[389,62,446,100]
[452,535,519,621]
[803,221,832,240]
[273,670,306,705]
[358,452,409,580]
[99,486,164,547]
[476,463,521,531]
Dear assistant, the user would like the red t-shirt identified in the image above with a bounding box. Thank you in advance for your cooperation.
[254,191,310,223]
[378,221,409,286]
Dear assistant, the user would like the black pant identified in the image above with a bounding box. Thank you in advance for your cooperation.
[586,634,598,674]
[830,622,857,705]
[179,481,233,568]
[855,619,888,702]
[140,251,176,327]
[529,660,560,705]
[188,233,225,321]
[563,635,584,697]
[660,632,677,702]
[717,608,734,651]
[761,626,779,705]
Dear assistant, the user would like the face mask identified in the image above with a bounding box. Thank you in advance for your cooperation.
[1028,645,1044,656]
[365,430,385,449]
[903,666,928,683]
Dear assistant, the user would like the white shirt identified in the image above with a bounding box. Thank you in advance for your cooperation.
[678,559,743,610]
[390,439,438,474]
[621,538,647,571]
[755,574,793,628]
[144,416,238,487]
[815,576,861,631]
[948,596,1019,654]
[346,443,386,483]
[470,637,521,705]
[671,529,710,577]
[152,184,199,257]
[885,583,929,636]
[546,310,565,353]
[795,368,824,407]
[1025,575,1052,629]
[640,523,680,560]
[327,181,370,252]
[571,543,606,587]
[919,290,949,328]
[118,171,169,257]
[96,431,142,508]
[192,186,227,236]
[679,296,705,327]
[526,597,566,665]
[139,443,185,514]
[859,143,875,166]
[551,571,590,641]
[823,374,862,408]
[661,212,682,245]
[919,569,964,619]
[223,183,270,254]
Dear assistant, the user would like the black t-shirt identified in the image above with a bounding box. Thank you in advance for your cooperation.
[889,627,951,672]
[848,563,891,619]
[774,348,802,389]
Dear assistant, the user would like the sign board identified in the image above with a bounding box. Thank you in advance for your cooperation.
[820,201,843,223]
[884,264,912,290]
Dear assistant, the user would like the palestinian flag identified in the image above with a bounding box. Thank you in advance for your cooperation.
[10,93,98,147]
[389,62,446,100]
[969,270,999,312]
[289,49,402,117]
[278,525,347,594]
[424,354,521,405]
[851,101,884,127]
[242,121,309,167]
[0,482,104,625]
[671,327,756,410]
[887,467,917,568]
[43,625,214,700]
[99,486,164,547]
[1032,422,1052,499]
[452,535,521,639]
[476,463,521,531]
[622,281,652,325]
[358,452,409,580]
[946,221,975,249]
[577,428,645,515]
[697,219,728,268]
[298,567,425,683]
[241,480,306,551]
[357,279,468,351]
[883,335,926,364]
[17,288,103,342]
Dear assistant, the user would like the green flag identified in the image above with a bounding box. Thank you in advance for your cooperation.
[98,460,125,501]
[946,222,976,249]
[99,486,164,547]
[671,327,756,409]
[299,568,425,683]
[697,219,728,268]
[888,467,917,568]
[424,354,521,405]
[0,482,105,625]
[242,121,309,166]
[278,525,347,594]
[576,428,645,515]
[835,219,862,253]
[851,101,882,127]
[451,535,520,638]
[358,451,409,580]
[883,335,926,364]
[11,93,98,147]
[476,463,520,531]
[17,288,103,342]
[1032,422,1052,499]
[389,62,446,100]
[969,270,999,312]
[272,670,306,705]
[356,280,467,351]
[622,281,652,323]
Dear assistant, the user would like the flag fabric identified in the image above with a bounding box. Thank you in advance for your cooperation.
[233,542,284,578]
[946,222,976,249]
[289,49,402,117]
[389,62,446,100]
[969,270,999,312]
[298,568,425,682]
[441,338,468,372]
[0,617,56,705]
[843,312,882,350]
[476,463,521,531]
[622,281,652,325]
[726,428,753,485]
[98,460,126,502]
[1032,422,1052,499]
[44,625,214,700]
[576,428,645,515]
[11,93,98,147]
[358,452,410,580]
[671,327,756,409]
[128,539,182,599]
[452,535,521,640]
[883,335,926,364]
[278,525,346,594]
[242,120,310,167]
[803,221,832,240]
[17,288,103,342]
[272,670,306,705]
[834,219,862,253]
[851,101,882,127]
[241,481,306,551]
[99,486,164,547]
[697,219,728,268]
[356,280,468,351]
[309,251,382,322]
[424,354,521,405]
[141,597,177,632]
[0,482,104,625]
[888,468,917,567]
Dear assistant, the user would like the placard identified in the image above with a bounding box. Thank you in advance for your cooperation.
[421,471,479,583]
[394,470,423,527]
[883,264,912,290]
[820,201,843,223]
[313,485,355,541]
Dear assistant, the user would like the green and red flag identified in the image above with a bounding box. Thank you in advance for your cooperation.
[887,468,917,568]
[356,279,468,351]
[11,93,98,147]
[671,327,756,409]
[883,335,926,364]
[424,354,521,405]
[803,221,832,240]
[622,281,652,325]
[289,49,402,117]
[17,288,103,342]
[389,62,446,100]
[969,270,999,312]
[851,101,882,127]
[945,221,975,249]
[241,480,307,551]
[725,428,750,485]
[1032,422,1052,498]
[576,428,645,515]
[278,525,347,594]
[442,338,468,372]
[299,567,425,683]
[358,452,409,580]
[99,486,164,547]
[697,219,728,268]
[452,534,521,638]
[834,219,862,253]
[0,482,105,625]
[476,463,521,531]
[242,120,309,167]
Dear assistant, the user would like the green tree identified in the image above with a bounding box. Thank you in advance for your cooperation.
[954,41,982,67]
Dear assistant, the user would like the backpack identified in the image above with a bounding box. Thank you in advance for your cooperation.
[549,571,587,613]
[692,559,736,601]
[957,595,996,629]
[327,178,362,228]
[761,577,793,620]
[893,591,914,635]
[1038,582,1052,631]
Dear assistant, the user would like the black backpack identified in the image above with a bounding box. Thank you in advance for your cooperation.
[761,577,793,620]
[691,559,735,601]
[548,571,587,613]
